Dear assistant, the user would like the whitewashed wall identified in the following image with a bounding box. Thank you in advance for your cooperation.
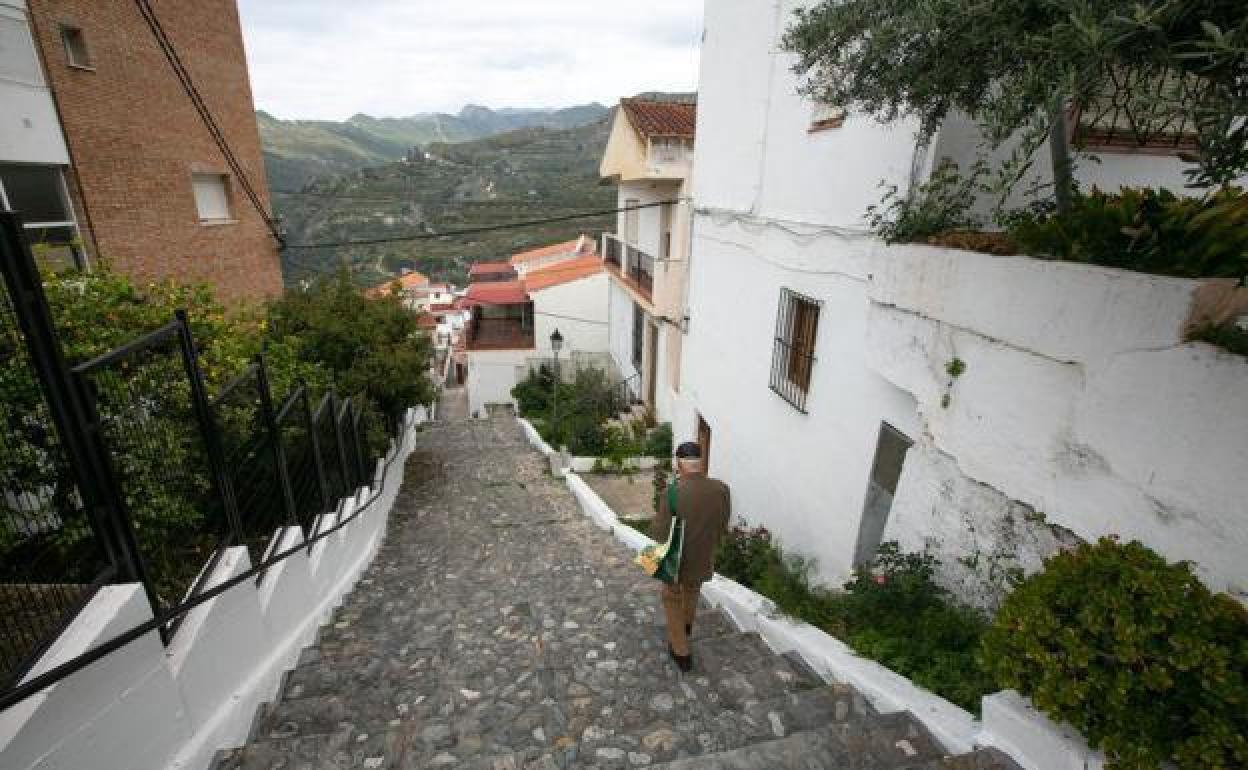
[465,348,532,416]
[0,409,427,770]
[531,273,609,357]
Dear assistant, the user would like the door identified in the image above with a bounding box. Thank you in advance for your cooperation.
[645,322,659,407]
[624,197,639,244]
[697,415,712,473]
[853,423,913,566]
[659,202,672,259]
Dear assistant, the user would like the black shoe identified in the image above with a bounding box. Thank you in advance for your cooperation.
[668,643,693,673]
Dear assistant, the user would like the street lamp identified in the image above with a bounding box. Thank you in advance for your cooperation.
[550,328,563,440]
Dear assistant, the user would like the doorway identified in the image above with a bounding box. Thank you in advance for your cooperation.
[697,415,712,473]
[853,422,913,566]
[645,322,659,407]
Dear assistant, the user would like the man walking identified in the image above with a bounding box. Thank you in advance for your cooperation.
[654,441,731,672]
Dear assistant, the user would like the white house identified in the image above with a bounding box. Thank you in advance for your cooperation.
[681,0,1248,607]
[598,97,697,429]
[460,249,611,416]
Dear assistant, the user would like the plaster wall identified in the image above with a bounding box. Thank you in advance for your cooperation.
[0,410,425,770]
[531,272,609,357]
[466,348,531,415]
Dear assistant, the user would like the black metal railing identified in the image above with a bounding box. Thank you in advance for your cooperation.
[0,212,410,704]
[602,233,654,302]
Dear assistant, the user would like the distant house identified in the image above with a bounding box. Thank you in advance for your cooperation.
[467,261,518,283]
[365,270,430,308]
[598,96,696,425]
[458,246,610,416]
[509,234,596,276]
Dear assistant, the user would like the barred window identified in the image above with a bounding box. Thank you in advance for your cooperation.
[631,302,644,370]
[769,288,820,412]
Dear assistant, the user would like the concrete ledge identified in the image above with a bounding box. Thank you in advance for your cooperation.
[568,456,660,473]
[517,417,558,459]
[978,690,1105,770]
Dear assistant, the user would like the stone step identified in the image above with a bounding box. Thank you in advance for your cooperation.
[900,747,1023,770]
[645,711,948,770]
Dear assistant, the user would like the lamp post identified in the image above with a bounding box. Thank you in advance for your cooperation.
[550,328,563,440]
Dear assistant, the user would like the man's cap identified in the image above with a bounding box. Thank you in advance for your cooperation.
[674,441,702,459]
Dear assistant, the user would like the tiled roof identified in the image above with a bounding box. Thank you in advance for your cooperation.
[523,255,604,292]
[464,280,529,305]
[365,270,429,297]
[620,98,697,139]
[468,261,517,276]
[509,235,595,265]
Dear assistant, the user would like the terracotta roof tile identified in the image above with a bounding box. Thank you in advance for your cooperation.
[509,236,595,265]
[620,98,697,139]
[365,270,429,297]
[468,261,517,276]
[464,280,529,305]
[523,255,604,292]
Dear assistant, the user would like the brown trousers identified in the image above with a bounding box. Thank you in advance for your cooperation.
[661,582,700,656]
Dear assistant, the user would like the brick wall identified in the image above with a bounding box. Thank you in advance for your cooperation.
[27,0,282,303]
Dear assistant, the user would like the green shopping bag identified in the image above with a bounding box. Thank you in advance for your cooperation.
[634,481,684,584]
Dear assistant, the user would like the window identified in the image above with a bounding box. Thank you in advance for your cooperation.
[809,102,846,132]
[659,202,672,259]
[191,173,232,222]
[60,25,91,69]
[631,302,644,370]
[0,163,84,269]
[769,288,820,411]
[0,15,45,84]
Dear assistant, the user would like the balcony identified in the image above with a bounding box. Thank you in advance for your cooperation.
[464,317,535,351]
[601,233,654,304]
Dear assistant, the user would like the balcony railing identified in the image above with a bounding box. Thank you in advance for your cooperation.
[464,318,535,351]
[601,233,654,303]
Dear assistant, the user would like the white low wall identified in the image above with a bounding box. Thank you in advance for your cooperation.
[560,462,1112,770]
[0,407,428,770]
[568,455,659,473]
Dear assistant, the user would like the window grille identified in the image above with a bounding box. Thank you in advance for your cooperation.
[631,302,644,370]
[769,288,820,412]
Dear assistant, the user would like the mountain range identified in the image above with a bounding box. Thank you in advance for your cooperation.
[258,103,610,190]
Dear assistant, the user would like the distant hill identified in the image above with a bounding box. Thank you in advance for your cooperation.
[277,118,616,288]
[257,103,609,190]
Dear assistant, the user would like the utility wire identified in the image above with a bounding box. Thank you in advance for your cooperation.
[133,0,284,246]
[284,199,679,249]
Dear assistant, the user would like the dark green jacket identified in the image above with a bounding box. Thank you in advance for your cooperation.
[655,472,731,586]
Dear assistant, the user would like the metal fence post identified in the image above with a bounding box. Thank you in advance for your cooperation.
[300,385,331,519]
[0,213,158,619]
[330,392,351,494]
[174,309,240,542]
[254,355,298,528]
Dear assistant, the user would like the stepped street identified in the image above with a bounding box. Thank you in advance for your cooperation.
[214,414,1018,769]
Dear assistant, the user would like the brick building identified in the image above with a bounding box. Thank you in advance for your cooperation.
[1,0,281,302]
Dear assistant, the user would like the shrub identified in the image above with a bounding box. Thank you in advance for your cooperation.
[1190,322,1248,357]
[644,422,673,458]
[1007,186,1248,279]
[867,159,987,243]
[982,538,1248,769]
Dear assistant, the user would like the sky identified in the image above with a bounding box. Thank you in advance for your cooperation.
[236,0,703,121]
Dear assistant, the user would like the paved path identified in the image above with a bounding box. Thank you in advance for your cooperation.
[215,417,1019,769]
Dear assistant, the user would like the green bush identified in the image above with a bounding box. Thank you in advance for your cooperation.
[713,528,993,712]
[867,159,987,243]
[1190,322,1248,357]
[982,538,1248,769]
[1007,186,1248,279]
[644,422,673,458]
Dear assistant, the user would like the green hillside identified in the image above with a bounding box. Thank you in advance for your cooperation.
[276,117,617,288]
[257,103,609,190]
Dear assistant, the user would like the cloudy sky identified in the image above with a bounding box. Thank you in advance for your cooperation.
[236,0,703,121]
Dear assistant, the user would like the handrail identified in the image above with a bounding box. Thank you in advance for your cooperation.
[0,409,416,713]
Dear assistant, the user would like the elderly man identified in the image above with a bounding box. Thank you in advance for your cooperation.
[654,441,731,671]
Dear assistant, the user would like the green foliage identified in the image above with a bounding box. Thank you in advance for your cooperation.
[266,266,435,424]
[1190,321,1248,356]
[652,462,671,515]
[867,160,987,243]
[945,358,966,378]
[618,516,655,539]
[982,538,1248,769]
[782,0,1248,190]
[1008,186,1248,279]
[644,422,673,459]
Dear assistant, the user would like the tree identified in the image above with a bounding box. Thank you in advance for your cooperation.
[782,0,1248,196]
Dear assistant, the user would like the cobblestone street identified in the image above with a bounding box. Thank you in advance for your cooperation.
[215,416,1018,769]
